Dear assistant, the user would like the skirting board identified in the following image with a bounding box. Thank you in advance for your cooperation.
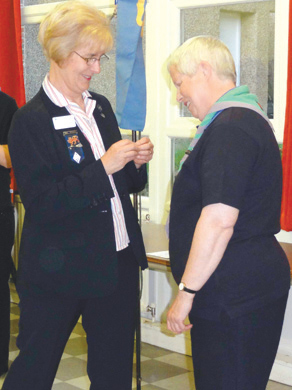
[270,338,292,386]
[141,321,292,386]
[270,358,292,386]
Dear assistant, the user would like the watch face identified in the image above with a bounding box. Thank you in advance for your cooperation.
[179,282,184,291]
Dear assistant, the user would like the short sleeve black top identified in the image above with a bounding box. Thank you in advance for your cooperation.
[0,91,18,210]
[169,107,291,320]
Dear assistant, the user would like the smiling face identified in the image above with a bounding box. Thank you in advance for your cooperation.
[169,64,211,121]
[49,43,105,104]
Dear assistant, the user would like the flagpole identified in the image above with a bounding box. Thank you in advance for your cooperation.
[114,0,146,384]
[132,130,142,390]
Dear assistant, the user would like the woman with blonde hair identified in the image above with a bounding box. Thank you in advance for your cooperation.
[3,2,153,389]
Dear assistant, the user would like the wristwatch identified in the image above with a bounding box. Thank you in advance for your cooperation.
[178,282,197,294]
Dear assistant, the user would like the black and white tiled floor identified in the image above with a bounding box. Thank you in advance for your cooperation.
[1,288,292,390]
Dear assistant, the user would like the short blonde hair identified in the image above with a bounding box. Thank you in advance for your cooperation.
[38,1,113,64]
[167,36,236,83]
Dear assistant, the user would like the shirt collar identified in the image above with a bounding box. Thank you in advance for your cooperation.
[42,73,93,109]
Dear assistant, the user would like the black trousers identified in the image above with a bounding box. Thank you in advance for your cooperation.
[2,246,139,390]
[0,206,15,374]
[190,294,288,390]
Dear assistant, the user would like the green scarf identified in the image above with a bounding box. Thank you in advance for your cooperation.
[179,85,269,171]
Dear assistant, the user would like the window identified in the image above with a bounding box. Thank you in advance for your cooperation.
[180,1,275,118]
[171,137,192,186]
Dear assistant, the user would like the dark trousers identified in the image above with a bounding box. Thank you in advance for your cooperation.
[190,294,288,390]
[2,246,139,390]
[0,207,14,374]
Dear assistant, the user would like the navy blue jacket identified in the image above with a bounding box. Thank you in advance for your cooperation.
[9,87,147,298]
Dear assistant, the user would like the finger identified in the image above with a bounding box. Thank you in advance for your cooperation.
[124,150,139,159]
[175,323,192,334]
[118,139,135,146]
[113,139,137,151]
[137,146,151,153]
[167,320,185,334]
[118,144,139,154]
[137,146,153,155]
[167,319,176,333]
[136,151,152,157]
[135,137,149,146]
[137,142,153,151]
[137,144,154,154]
[134,156,151,164]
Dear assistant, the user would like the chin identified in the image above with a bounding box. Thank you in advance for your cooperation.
[189,109,196,118]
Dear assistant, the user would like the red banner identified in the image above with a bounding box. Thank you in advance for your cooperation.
[0,0,25,201]
[0,0,25,107]
[281,0,292,231]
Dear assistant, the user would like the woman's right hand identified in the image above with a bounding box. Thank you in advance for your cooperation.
[101,139,138,175]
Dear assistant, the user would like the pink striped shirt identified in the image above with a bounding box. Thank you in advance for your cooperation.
[43,74,129,251]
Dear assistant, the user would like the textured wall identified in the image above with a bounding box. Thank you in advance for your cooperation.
[24,0,60,5]
[181,1,275,117]
[23,7,117,111]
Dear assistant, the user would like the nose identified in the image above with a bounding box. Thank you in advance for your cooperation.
[91,60,101,74]
[176,89,183,103]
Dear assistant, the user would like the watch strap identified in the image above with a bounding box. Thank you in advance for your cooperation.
[179,282,197,294]
[184,286,197,294]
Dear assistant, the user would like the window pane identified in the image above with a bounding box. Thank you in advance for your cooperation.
[180,1,275,119]
[171,137,192,186]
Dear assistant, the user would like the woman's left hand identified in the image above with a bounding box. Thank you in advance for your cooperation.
[167,291,194,334]
[134,137,154,169]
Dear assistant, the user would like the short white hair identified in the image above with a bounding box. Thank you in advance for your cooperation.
[167,35,236,83]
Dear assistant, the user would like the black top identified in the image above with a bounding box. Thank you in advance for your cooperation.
[169,107,291,320]
[0,91,18,210]
[8,88,148,298]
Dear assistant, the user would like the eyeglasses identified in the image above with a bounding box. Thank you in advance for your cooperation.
[73,51,109,66]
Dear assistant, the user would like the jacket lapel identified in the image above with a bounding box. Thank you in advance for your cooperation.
[91,99,113,151]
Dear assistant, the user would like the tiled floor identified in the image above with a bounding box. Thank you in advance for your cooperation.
[1,291,292,390]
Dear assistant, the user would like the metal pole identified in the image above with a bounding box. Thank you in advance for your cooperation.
[132,130,142,390]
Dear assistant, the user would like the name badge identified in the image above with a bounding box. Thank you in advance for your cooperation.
[53,115,76,130]
[63,130,85,164]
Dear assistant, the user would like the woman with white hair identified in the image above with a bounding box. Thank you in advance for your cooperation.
[3,2,153,389]
[167,36,290,390]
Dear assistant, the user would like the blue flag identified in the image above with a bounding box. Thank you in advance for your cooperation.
[115,0,146,131]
